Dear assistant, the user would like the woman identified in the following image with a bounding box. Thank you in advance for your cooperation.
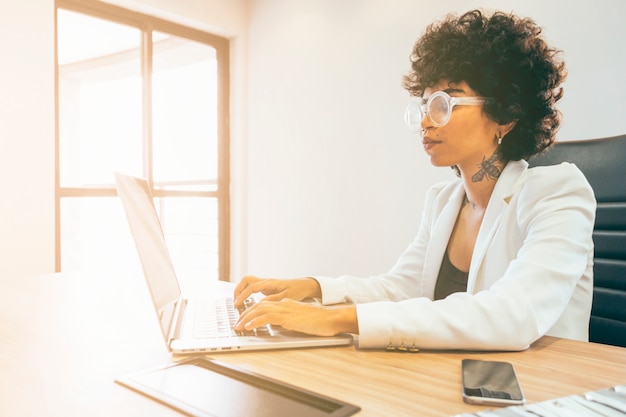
[234,9,595,351]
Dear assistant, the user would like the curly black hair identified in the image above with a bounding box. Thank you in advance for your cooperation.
[403,9,567,161]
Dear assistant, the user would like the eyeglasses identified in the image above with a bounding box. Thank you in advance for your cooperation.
[404,91,491,133]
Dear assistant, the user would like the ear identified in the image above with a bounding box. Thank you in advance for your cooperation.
[499,120,517,137]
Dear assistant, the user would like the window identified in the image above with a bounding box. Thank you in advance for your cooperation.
[55,0,230,286]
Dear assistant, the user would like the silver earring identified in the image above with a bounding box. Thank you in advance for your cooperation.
[497,132,503,145]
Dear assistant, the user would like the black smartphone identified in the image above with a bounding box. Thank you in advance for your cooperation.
[461,359,526,406]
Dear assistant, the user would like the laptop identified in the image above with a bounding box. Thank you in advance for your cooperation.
[114,172,353,354]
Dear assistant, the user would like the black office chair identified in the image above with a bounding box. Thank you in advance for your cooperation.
[528,134,626,347]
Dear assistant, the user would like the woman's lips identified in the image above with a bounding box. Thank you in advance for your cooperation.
[422,137,441,151]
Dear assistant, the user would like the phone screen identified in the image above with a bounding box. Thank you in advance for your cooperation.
[461,359,525,406]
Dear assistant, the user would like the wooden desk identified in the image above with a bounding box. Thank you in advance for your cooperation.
[1,271,625,417]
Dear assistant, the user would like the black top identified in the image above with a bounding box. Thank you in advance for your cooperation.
[434,250,469,300]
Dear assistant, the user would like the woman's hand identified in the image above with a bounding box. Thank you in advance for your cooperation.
[234,299,358,336]
[233,275,321,307]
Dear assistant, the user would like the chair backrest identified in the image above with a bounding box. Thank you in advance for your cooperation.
[528,134,626,347]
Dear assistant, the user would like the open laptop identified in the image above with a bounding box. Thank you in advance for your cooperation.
[114,172,353,354]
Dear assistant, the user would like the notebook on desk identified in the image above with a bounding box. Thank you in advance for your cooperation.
[114,172,353,354]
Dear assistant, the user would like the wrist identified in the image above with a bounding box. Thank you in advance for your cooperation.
[331,305,359,334]
[302,277,322,299]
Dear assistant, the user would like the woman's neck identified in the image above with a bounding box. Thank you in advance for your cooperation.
[458,157,506,211]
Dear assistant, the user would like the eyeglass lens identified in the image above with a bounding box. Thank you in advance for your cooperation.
[428,94,451,126]
[404,100,424,132]
[404,93,452,132]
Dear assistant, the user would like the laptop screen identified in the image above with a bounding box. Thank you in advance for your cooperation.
[115,172,181,342]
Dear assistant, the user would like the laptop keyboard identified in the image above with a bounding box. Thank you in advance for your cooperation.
[189,297,273,339]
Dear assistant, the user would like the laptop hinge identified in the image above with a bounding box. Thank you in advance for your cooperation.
[168,297,187,348]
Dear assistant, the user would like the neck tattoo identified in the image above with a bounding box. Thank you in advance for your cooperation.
[471,153,502,183]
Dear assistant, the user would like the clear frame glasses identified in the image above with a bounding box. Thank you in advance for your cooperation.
[404,91,491,133]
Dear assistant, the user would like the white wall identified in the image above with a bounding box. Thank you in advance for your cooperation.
[245,0,626,279]
[0,0,55,279]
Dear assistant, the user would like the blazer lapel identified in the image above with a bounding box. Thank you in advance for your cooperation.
[467,160,528,292]
[421,183,465,298]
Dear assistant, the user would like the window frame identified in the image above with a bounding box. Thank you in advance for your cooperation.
[54,0,231,281]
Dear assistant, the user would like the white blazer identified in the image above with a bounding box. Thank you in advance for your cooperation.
[315,160,596,351]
